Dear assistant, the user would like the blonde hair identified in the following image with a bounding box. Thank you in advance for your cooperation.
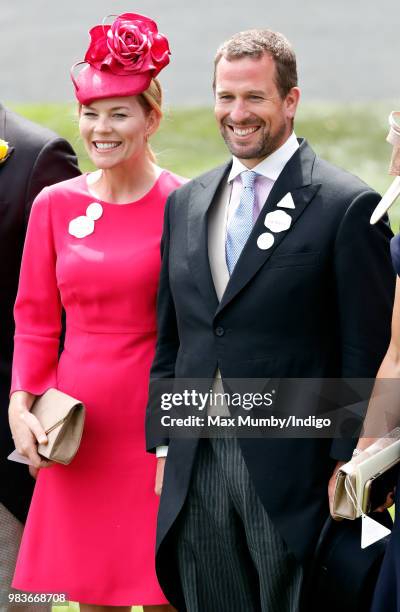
[137,78,163,163]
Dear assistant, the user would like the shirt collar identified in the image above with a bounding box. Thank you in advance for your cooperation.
[228,132,299,183]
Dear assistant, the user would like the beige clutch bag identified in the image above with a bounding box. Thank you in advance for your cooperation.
[332,428,400,520]
[31,388,85,465]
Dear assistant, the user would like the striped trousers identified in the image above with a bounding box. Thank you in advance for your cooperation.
[0,503,50,612]
[175,438,302,612]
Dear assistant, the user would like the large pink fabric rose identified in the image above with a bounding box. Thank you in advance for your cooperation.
[84,13,170,78]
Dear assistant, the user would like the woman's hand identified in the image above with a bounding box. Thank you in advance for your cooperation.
[29,465,40,480]
[373,489,396,513]
[155,457,166,496]
[8,391,52,470]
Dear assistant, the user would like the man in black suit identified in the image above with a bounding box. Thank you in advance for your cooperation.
[146,30,395,611]
[0,102,80,608]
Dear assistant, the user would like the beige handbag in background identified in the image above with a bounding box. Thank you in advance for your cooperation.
[31,388,85,465]
[332,428,400,520]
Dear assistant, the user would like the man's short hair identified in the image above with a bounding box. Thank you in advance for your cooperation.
[214,29,298,99]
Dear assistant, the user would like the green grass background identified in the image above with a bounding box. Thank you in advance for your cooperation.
[8,101,400,230]
[8,101,397,611]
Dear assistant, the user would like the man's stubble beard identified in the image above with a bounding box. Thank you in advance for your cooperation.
[220,120,288,161]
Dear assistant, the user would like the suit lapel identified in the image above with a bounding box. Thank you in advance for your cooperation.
[187,162,231,309]
[216,140,321,315]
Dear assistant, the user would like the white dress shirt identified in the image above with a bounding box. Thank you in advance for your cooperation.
[226,131,299,227]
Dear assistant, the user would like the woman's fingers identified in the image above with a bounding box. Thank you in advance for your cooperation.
[21,411,47,445]
[14,430,42,467]
[155,457,166,496]
[28,459,53,479]
[22,445,43,469]
[29,465,39,479]
[374,491,395,513]
[13,412,48,468]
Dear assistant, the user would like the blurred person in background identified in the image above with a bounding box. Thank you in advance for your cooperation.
[329,111,400,612]
[0,101,79,612]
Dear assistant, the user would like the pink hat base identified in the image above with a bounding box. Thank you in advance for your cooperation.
[73,64,152,105]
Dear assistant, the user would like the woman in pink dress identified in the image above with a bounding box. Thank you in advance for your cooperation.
[8,13,183,612]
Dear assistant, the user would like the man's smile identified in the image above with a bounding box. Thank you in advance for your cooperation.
[228,126,260,137]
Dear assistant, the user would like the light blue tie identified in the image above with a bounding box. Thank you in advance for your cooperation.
[225,170,257,275]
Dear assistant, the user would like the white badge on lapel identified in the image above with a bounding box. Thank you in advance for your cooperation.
[257,232,275,250]
[256,192,295,251]
[264,210,292,233]
[277,192,295,209]
[69,202,103,238]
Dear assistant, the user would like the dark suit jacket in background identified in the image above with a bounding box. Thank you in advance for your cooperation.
[146,139,396,609]
[0,102,80,523]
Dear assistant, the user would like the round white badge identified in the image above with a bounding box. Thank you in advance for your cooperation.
[86,202,103,221]
[68,216,95,238]
[264,210,292,233]
[257,232,275,250]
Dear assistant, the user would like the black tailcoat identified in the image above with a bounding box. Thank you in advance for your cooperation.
[0,103,80,522]
[146,140,395,609]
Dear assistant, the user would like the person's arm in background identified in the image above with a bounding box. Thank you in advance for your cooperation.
[328,269,400,514]
[9,189,62,473]
[355,277,400,451]
[327,190,395,504]
[10,135,80,476]
[146,192,180,495]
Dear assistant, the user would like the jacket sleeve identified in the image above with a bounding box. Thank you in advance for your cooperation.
[330,189,395,460]
[11,188,62,396]
[146,192,180,453]
[25,137,80,226]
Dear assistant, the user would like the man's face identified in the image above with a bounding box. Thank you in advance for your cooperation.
[214,54,300,167]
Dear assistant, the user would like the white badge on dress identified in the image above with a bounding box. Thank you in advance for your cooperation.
[264,210,292,233]
[86,202,103,221]
[257,232,275,250]
[69,202,103,238]
[277,192,295,209]
[361,514,391,549]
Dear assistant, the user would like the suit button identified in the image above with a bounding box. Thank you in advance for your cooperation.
[215,326,225,337]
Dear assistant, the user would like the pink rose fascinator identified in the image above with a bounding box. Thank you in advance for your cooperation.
[71,13,170,105]
[370,111,400,224]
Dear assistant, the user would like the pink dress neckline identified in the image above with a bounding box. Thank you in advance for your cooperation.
[83,170,167,207]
